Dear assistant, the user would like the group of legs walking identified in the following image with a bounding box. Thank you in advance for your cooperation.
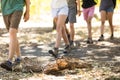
[0,0,116,71]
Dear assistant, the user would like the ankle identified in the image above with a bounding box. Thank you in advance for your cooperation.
[54,47,58,50]
[111,34,113,37]
[15,58,21,62]
[7,60,12,65]
[65,45,70,49]
[101,34,104,37]
[70,40,73,45]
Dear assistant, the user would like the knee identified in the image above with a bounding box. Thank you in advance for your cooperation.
[70,24,74,29]
[9,28,17,36]
[56,26,62,33]
[88,21,91,24]
[86,19,91,24]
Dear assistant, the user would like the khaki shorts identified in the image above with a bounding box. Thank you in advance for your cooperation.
[3,11,23,31]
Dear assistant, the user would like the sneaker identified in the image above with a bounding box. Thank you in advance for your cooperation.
[0,61,12,71]
[48,48,58,58]
[63,45,71,54]
[87,38,93,44]
[13,58,22,71]
[70,41,75,49]
[98,35,104,41]
[13,58,21,66]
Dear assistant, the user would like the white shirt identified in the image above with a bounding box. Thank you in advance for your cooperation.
[51,0,68,8]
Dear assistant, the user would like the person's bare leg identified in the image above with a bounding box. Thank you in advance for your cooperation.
[65,24,70,36]
[86,15,94,43]
[15,39,21,58]
[53,18,57,30]
[98,11,107,41]
[8,28,18,61]
[86,17,92,39]
[55,18,69,45]
[55,15,68,48]
[107,12,114,37]
[62,24,70,44]
[70,23,75,41]
[62,25,70,45]
[100,11,106,35]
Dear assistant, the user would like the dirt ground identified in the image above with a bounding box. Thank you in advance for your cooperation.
[0,25,120,80]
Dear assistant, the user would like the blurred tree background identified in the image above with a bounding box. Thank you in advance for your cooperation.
[0,0,120,17]
[30,0,51,16]
[30,0,120,16]
[0,0,120,26]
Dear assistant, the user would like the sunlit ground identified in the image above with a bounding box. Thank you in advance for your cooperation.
[0,2,120,80]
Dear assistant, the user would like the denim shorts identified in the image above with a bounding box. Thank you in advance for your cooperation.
[106,7,114,12]
[100,7,114,12]
[51,6,68,18]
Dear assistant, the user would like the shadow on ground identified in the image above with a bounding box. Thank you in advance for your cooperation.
[0,27,120,79]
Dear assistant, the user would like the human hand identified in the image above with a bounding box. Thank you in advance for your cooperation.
[23,11,30,22]
[77,10,81,16]
[77,10,82,16]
